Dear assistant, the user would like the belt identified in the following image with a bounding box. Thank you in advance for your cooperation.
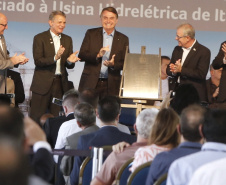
[99,78,108,81]
[54,74,62,78]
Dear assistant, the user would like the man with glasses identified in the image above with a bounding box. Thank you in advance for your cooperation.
[0,13,28,93]
[166,23,210,102]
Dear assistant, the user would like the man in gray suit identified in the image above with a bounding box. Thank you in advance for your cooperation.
[60,102,99,181]
[0,13,28,93]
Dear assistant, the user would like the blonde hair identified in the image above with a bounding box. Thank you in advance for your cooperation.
[148,108,180,148]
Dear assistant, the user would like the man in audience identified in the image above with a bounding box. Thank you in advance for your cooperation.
[44,89,78,148]
[145,104,204,185]
[188,157,226,185]
[167,108,226,185]
[91,108,159,185]
[54,89,81,163]
[60,102,99,182]
[70,96,136,185]
[206,65,226,109]
[80,89,131,134]
[0,105,54,183]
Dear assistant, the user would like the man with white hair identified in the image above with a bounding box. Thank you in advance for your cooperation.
[91,108,159,185]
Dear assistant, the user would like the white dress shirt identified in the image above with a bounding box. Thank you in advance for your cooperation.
[54,118,82,163]
[167,142,226,185]
[188,157,226,185]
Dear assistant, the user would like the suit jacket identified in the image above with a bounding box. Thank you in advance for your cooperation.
[166,41,210,101]
[60,125,99,176]
[7,69,25,106]
[44,113,74,148]
[70,126,136,185]
[31,148,55,183]
[30,30,75,95]
[78,27,129,96]
[212,41,226,102]
[0,35,13,93]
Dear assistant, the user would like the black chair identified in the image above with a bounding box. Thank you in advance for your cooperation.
[115,158,134,185]
[78,146,112,185]
[127,161,152,185]
[153,173,167,185]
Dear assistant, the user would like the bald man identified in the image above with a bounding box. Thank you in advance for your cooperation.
[0,13,28,93]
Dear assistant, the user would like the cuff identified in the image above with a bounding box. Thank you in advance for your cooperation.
[33,141,52,153]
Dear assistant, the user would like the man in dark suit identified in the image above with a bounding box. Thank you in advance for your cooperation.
[0,13,28,94]
[0,105,54,184]
[70,96,136,185]
[212,41,226,105]
[30,11,80,123]
[78,7,129,99]
[166,23,210,102]
[60,102,99,182]
[7,69,25,107]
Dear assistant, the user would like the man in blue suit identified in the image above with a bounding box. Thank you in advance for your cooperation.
[70,96,136,185]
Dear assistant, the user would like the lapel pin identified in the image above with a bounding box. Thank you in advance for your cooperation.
[193,48,196,51]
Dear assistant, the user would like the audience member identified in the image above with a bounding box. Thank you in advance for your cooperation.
[70,96,136,185]
[206,65,226,109]
[188,157,226,185]
[130,108,180,172]
[170,83,200,115]
[44,89,78,148]
[60,102,99,183]
[145,104,204,185]
[40,113,54,127]
[0,106,54,184]
[80,89,131,134]
[54,89,81,163]
[91,108,159,185]
[167,108,226,185]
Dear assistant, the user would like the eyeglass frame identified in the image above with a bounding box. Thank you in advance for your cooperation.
[176,35,187,39]
[0,23,8,27]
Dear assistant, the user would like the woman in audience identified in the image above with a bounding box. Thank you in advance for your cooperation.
[130,108,180,172]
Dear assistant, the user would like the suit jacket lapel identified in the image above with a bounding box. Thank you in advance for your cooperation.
[47,30,57,55]
[110,30,119,59]
[0,36,6,59]
[183,41,199,67]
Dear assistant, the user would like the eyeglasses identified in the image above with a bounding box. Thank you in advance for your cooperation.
[176,35,186,39]
[0,23,8,27]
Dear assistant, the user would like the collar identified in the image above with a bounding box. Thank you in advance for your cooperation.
[182,39,196,51]
[178,141,202,149]
[103,28,115,37]
[202,142,226,152]
[50,30,61,39]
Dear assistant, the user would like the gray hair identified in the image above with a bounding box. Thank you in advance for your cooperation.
[74,102,96,127]
[49,11,66,21]
[136,108,159,139]
[177,23,195,39]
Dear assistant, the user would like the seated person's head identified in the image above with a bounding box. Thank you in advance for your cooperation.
[97,96,120,124]
[180,104,206,142]
[79,89,99,109]
[149,108,180,148]
[170,83,200,115]
[135,108,159,139]
[74,102,96,127]
[203,109,226,144]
